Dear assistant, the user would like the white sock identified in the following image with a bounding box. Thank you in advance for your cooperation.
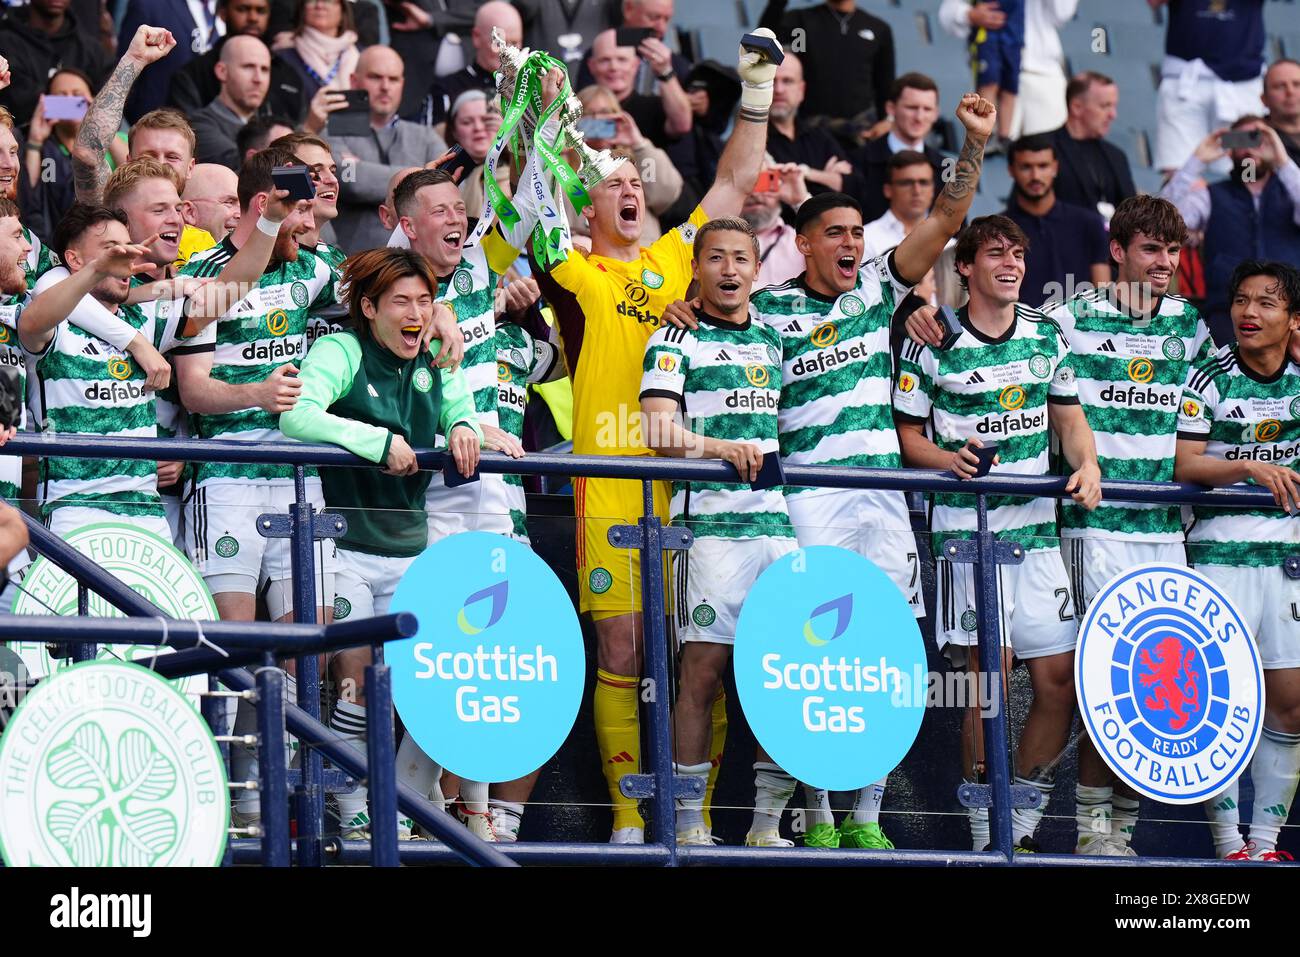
[968,803,990,850]
[803,784,833,828]
[489,799,524,842]
[329,700,368,821]
[1248,727,1300,854]
[1076,784,1112,847]
[460,779,489,815]
[1113,794,1140,845]
[1205,780,1243,857]
[231,696,260,817]
[1011,774,1053,845]
[851,777,886,824]
[395,733,441,826]
[674,761,711,831]
[749,762,795,834]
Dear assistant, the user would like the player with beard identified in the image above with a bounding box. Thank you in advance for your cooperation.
[0,107,58,286]
[531,30,782,844]
[1176,261,1300,863]
[908,195,1216,856]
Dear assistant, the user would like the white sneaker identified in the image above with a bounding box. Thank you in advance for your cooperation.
[488,805,520,843]
[339,810,371,840]
[397,817,426,841]
[676,825,717,846]
[1076,835,1137,857]
[744,828,794,847]
[458,807,499,842]
[609,826,645,844]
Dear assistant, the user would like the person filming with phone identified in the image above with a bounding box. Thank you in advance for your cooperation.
[1161,116,1300,345]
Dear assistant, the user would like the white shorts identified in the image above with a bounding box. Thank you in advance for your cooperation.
[46,506,173,544]
[185,480,339,598]
[672,534,798,645]
[332,547,417,622]
[426,473,518,543]
[1061,537,1187,615]
[936,549,1076,661]
[1154,58,1263,171]
[786,489,923,618]
[1196,564,1300,670]
[161,492,184,551]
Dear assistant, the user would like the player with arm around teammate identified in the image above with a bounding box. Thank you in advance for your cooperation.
[1175,260,1300,863]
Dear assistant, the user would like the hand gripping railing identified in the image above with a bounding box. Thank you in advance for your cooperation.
[0,433,1290,867]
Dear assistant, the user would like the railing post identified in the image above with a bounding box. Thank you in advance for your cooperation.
[974,494,1014,860]
[366,644,398,867]
[256,660,291,867]
[71,583,95,662]
[202,675,235,867]
[639,479,677,864]
[289,464,325,867]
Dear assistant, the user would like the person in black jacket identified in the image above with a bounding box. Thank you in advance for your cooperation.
[1047,71,1135,221]
[168,0,308,124]
[851,72,945,224]
[0,0,112,126]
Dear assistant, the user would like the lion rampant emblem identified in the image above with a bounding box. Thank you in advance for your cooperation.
[1138,636,1201,731]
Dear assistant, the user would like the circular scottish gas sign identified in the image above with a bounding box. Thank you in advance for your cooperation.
[1075,564,1264,804]
[734,546,927,791]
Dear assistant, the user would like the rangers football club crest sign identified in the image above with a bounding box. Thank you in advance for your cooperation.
[1075,564,1264,804]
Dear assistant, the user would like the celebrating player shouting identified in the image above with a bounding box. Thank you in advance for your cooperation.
[534,30,782,843]
[896,216,1101,853]
[1175,260,1300,863]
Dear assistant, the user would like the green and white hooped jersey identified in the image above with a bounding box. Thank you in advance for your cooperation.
[23,227,59,289]
[496,322,562,538]
[894,305,1078,552]
[181,239,338,484]
[438,242,504,431]
[305,241,348,354]
[750,254,913,496]
[640,312,793,542]
[1044,290,1212,542]
[1178,345,1300,568]
[29,299,181,517]
[0,295,27,500]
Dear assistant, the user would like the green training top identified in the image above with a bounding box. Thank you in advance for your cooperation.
[281,330,483,558]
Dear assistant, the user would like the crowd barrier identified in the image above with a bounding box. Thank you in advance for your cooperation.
[0,432,1292,868]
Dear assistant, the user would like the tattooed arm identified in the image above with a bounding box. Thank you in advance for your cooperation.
[72,26,177,204]
[893,92,995,286]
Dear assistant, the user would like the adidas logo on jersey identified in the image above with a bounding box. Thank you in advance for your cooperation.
[241,339,302,362]
[785,320,803,333]
[367,384,379,398]
[1100,383,1177,407]
[1097,339,1117,353]
[967,371,985,384]
[717,349,731,361]
[1225,406,1246,419]
[975,409,1044,436]
[725,389,779,411]
[81,341,101,356]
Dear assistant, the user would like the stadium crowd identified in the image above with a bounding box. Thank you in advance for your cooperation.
[0,0,1298,860]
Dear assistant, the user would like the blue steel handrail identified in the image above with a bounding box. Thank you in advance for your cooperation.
[2,432,1291,869]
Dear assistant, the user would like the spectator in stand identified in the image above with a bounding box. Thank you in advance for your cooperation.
[515,0,619,71]
[1152,0,1267,176]
[681,59,739,195]
[766,54,859,199]
[410,1,520,130]
[586,28,691,150]
[851,73,945,223]
[1002,134,1109,307]
[191,36,273,170]
[1264,59,1300,167]
[1048,72,1135,221]
[760,0,894,131]
[21,69,127,243]
[272,0,360,106]
[0,0,112,125]
[169,0,308,124]
[183,162,241,240]
[321,45,448,254]
[116,0,225,123]
[576,0,691,93]
[1161,117,1300,345]
[968,0,1023,146]
[740,161,808,289]
[236,114,295,166]
[445,90,505,216]
[862,150,940,261]
[938,0,1076,139]
[563,85,683,245]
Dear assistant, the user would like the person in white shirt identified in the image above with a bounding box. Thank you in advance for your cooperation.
[863,150,938,261]
[939,0,1078,137]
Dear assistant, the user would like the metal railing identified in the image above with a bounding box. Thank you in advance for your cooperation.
[0,432,1291,868]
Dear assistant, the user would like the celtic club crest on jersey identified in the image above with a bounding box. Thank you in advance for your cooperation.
[1075,564,1263,804]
